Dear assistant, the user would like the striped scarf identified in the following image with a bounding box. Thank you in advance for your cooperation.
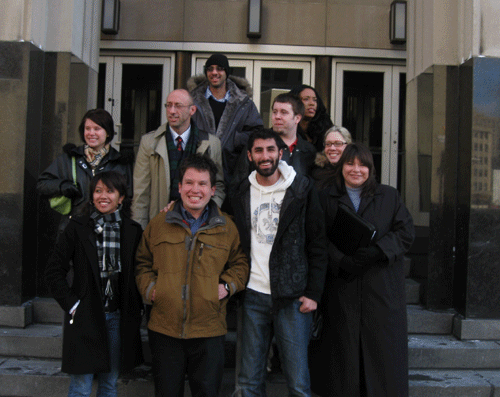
[91,209,122,311]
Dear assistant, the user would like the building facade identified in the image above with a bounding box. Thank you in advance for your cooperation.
[1,0,499,327]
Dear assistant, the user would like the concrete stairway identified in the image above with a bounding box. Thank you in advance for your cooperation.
[1,275,500,396]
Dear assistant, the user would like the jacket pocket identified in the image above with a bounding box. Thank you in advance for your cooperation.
[193,236,230,277]
[151,232,186,274]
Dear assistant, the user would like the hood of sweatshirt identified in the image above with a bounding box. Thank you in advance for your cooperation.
[248,160,296,194]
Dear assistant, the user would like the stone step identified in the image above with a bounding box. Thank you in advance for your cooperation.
[407,304,455,334]
[0,324,62,359]
[406,278,422,304]
[2,357,500,397]
[408,334,500,369]
[2,327,498,371]
[32,297,62,324]
[408,369,500,396]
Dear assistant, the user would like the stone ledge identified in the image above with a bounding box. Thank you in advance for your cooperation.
[0,302,32,328]
[454,315,500,340]
[408,334,500,369]
[32,297,63,324]
[407,305,455,334]
[408,369,495,396]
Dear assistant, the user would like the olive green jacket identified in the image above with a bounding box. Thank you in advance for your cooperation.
[135,200,249,339]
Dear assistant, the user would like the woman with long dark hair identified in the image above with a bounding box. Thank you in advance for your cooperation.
[310,143,415,396]
[45,171,143,397]
[289,84,333,152]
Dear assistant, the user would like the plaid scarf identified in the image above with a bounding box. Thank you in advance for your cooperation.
[84,144,110,170]
[91,209,122,311]
[166,127,199,196]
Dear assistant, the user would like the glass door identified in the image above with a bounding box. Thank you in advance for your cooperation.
[333,63,405,189]
[98,56,173,156]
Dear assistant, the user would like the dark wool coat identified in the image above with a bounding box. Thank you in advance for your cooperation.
[310,152,337,191]
[44,215,144,375]
[231,172,328,310]
[310,183,415,397]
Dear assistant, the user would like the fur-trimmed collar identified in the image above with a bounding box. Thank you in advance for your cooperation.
[187,74,254,98]
[314,151,330,168]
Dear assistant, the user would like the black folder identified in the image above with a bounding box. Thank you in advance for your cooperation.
[330,202,377,256]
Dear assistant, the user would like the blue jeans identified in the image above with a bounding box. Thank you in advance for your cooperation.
[238,289,313,397]
[68,311,121,397]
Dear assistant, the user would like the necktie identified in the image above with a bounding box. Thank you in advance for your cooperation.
[176,136,183,152]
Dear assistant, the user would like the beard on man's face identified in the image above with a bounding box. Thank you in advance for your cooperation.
[252,158,280,177]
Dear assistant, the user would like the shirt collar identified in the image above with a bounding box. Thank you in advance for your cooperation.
[289,138,298,153]
[205,86,231,103]
[180,203,210,234]
[169,125,191,150]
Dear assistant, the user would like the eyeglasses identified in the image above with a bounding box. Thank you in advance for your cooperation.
[165,103,191,110]
[325,141,347,148]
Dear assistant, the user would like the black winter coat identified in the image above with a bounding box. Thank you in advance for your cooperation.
[231,172,328,311]
[310,183,415,397]
[280,134,317,176]
[44,215,144,374]
[37,144,133,231]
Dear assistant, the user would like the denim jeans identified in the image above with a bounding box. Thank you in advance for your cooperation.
[67,311,121,397]
[238,289,313,397]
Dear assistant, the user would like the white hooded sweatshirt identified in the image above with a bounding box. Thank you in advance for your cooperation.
[247,161,296,295]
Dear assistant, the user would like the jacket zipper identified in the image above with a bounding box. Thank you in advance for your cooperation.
[181,235,197,338]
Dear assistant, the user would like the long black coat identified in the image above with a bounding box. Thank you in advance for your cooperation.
[310,183,415,397]
[44,214,144,374]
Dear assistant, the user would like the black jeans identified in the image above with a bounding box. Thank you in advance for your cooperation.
[148,329,225,397]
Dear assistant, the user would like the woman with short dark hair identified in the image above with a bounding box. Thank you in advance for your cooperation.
[37,109,132,233]
[310,143,415,397]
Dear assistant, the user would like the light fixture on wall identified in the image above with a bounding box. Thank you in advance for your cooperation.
[390,0,406,44]
[102,0,120,35]
[247,0,262,39]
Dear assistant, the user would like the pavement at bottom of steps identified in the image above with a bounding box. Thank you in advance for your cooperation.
[3,357,500,396]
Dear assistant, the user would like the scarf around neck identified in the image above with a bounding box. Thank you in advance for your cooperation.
[84,144,110,169]
[91,209,122,311]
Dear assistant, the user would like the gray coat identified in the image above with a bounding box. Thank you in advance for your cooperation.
[188,75,263,183]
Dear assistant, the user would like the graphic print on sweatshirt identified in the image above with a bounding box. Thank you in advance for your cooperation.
[251,198,282,244]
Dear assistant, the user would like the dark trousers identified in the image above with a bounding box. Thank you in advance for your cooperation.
[148,329,225,397]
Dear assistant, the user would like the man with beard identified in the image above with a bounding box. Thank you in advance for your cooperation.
[230,93,316,193]
[132,89,225,229]
[231,128,327,397]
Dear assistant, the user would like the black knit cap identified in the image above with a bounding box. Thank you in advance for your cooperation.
[204,54,230,75]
